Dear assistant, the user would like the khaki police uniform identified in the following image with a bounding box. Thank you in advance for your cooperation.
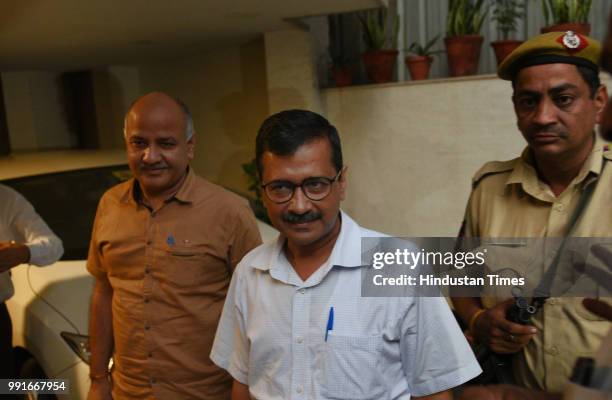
[461,30,611,392]
[463,139,612,391]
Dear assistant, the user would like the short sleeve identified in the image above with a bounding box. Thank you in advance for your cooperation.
[460,187,480,239]
[210,264,250,384]
[400,296,481,396]
[228,203,262,271]
[86,196,107,279]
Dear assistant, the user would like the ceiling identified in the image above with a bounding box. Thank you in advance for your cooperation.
[0,0,380,70]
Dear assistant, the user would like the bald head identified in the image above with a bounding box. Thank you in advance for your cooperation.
[123,91,196,199]
[124,92,194,140]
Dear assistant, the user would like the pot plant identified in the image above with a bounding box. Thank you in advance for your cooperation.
[445,0,488,77]
[359,7,400,84]
[241,159,269,224]
[405,36,439,81]
[490,0,525,65]
[330,62,352,87]
[328,14,353,87]
[539,0,592,35]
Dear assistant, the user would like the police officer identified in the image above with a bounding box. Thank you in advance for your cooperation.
[452,31,612,393]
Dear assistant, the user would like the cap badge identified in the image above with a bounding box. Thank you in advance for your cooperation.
[563,31,580,48]
[556,31,588,52]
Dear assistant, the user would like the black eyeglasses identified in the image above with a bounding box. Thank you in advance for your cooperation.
[261,169,343,204]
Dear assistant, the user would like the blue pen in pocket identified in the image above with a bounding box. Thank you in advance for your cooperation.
[325,307,334,342]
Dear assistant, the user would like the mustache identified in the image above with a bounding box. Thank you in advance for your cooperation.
[526,124,569,138]
[139,163,168,170]
[282,211,322,224]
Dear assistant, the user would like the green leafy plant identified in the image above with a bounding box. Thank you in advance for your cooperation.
[446,0,488,37]
[407,36,440,56]
[540,0,592,25]
[491,0,525,39]
[358,7,399,50]
[241,159,270,224]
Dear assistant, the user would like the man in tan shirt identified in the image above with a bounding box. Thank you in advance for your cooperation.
[452,31,612,393]
[86,92,262,400]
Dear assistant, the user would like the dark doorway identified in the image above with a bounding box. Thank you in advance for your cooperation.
[0,78,11,156]
[62,71,99,149]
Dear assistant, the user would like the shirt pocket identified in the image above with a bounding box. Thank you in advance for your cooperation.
[322,333,387,400]
[163,244,217,288]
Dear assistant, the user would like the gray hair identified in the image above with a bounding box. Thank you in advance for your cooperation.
[123,94,194,140]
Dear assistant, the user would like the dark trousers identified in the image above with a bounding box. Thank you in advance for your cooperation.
[0,302,13,378]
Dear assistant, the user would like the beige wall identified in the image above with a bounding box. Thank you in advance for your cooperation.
[325,74,612,237]
[137,38,269,194]
[264,29,323,114]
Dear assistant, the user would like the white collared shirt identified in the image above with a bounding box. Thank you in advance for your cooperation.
[211,211,481,399]
[0,184,63,302]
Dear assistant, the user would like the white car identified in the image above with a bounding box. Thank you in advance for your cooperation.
[2,150,277,399]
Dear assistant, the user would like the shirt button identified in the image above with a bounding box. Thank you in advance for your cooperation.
[296,336,303,344]
[145,324,151,330]
[548,299,557,305]
[144,297,150,303]
[299,288,306,294]
[548,346,559,356]
[148,352,153,358]
[554,203,565,212]
[296,385,303,394]
[149,377,156,385]
[145,266,151,274]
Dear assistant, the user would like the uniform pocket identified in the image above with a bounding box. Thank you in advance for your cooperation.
[322,333,386,400]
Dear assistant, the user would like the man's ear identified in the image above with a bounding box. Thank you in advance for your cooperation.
[595,85,609,125]
[187,135,196,160]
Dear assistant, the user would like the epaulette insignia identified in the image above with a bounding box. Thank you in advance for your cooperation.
[604,144,612,161]
[472,159,516,188]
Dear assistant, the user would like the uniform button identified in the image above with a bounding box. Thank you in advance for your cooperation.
[548,346,559,356]
[296,336,303,344]
[554,203,565,212]
[299,288,306,294]
[296,385,303,394]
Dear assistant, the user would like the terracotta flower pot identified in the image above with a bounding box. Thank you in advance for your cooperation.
[405,55,433,81]
[490,40,523,66]
[362,50,399,84]
[331,67,352,87]
[444,35,484,77]
[541,23,591,36]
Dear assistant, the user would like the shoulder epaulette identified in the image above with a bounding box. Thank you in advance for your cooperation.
[471,159,516,187]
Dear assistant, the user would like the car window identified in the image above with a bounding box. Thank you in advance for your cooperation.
[2,165,131,260]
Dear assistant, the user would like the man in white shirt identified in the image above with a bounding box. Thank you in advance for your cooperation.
[211,109,481,399]
[0,183,63,378]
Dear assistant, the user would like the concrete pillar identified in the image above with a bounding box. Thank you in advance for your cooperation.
[263,28,324,115]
